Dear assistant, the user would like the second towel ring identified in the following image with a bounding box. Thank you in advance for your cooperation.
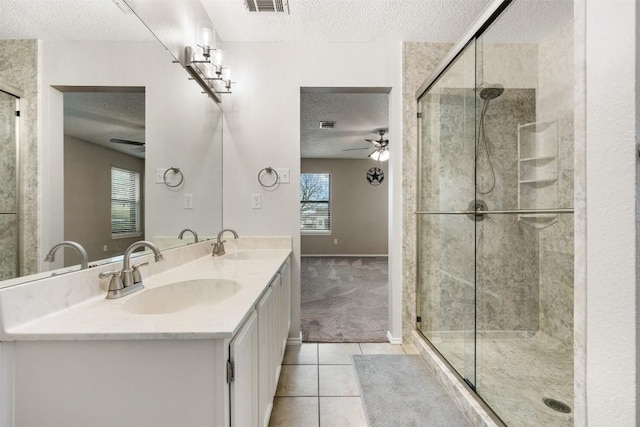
[163,167,184,188]
[258,167,279,188]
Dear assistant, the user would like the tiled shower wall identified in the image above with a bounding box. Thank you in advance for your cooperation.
[0,40,38,277]
[537,20,575,345]
[402,42,452,343]
[404,38,574,342]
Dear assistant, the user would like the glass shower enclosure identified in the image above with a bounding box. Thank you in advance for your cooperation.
[416,1,575,426]
[0,87,20,280]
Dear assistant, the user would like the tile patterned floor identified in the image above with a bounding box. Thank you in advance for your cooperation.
[269,343,418,427]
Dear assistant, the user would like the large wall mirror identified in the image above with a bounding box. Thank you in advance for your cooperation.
[0,1,224,288]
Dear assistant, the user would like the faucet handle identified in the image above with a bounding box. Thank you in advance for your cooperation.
[212,241,226,256]
[131,262,149,284]
[99,270,125,293]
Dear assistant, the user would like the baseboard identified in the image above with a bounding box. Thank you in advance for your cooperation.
[287,331,303,345]
[387,331,402,345]
[301,254,389,257]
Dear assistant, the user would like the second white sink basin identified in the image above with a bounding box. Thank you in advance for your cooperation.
[124,279,240,315]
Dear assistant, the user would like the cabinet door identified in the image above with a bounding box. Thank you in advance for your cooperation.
[230,310,259,427]
[257,286,273,427]
[281,258,291,350]
[270,273,282,397]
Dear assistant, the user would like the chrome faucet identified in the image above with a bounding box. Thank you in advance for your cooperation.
[44,241,89,269]
[178,228,199,243]
[213,229,239,256]
[100,240,164,299]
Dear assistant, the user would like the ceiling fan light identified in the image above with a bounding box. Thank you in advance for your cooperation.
[369,150,382,161]
[379,149,390,162]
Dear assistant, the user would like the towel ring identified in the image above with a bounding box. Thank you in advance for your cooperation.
[163,167,184,188]
[257,167,279,188]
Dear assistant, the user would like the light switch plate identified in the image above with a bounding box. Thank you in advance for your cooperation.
[184,194,193,209]
[275,168,290,183]
[156,168,166,183]
[251,194,261,209]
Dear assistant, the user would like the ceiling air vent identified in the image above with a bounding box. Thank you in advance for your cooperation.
[319,121,336,129]
[244,0,290,13]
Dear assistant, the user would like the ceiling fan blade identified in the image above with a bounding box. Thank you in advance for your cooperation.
[109,138,145,146]
[343,147,372,151]
[365,139,382,147]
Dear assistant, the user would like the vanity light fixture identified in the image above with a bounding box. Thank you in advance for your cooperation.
[183,25,235,103]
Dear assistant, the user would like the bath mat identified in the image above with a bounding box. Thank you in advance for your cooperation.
[301,256,387,342]
[352,355,472,427]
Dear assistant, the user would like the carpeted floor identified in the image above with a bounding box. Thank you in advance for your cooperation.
[301,256,388,342]
[353,354,473,427]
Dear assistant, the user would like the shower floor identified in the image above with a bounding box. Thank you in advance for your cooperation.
[429,331,573,427]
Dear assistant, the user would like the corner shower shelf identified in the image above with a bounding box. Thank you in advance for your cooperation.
[519,156,556,163]
[517,120,559,229]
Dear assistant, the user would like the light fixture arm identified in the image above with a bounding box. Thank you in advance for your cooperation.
[182,46,235,102]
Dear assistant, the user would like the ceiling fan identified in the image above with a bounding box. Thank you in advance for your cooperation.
[342,129,390,161]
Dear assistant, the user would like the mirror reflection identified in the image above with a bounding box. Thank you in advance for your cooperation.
[63,89,146,267]
[0,3,224,287]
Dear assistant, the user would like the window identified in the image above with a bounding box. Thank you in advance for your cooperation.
[111,166,141,237]
[300,173,330,233]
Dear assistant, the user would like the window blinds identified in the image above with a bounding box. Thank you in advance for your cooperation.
[111,166,140,235]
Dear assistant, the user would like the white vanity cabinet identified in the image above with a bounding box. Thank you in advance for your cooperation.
[254,256,291,427]
[6,254,292,427]
[230,310,259,427]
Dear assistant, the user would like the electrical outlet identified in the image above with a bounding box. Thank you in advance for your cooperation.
[103,245,108,252]
[156,168,166,183]
[251,194,261,209]
[184,193,193,209]
[334,239,338,245]
[275,168,290,184]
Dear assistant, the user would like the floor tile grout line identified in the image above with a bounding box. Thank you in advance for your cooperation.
[318,394,361,398]
[317,343,321,426]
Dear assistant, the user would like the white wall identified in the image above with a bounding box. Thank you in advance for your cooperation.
[301,158,388,256]
[585,0,637,425]
[222,42,403,341]
[39,41,223,269]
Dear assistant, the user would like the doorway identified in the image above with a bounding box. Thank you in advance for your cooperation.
[299,87,390,343]
[61,88,145,268]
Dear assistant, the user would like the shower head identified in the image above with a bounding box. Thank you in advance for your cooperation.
[478,84,504,100]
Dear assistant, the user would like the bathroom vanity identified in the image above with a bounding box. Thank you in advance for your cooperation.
[0,238,292,427]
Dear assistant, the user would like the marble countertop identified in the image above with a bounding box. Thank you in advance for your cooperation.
[3,248,291,341]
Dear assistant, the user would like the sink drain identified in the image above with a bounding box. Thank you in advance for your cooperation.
[543,398,571,413]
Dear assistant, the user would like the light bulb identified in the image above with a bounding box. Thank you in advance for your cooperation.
[214,50,223,67]
[222,67,231,81]
[200,27,213,47]
[369,150,381,161]
[379,149,390,161]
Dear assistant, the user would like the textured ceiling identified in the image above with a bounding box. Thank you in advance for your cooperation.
[1,0,574,162]
[64,92,146,158]
[300,91,389,159]
[0,0,154,41]
[202,0,493,43]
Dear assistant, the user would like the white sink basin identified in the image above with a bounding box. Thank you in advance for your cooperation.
[123,279,240,315]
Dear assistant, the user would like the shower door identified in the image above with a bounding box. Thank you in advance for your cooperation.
[416,1,575,425]
[0,89,20,280]
[416,40,477,386]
